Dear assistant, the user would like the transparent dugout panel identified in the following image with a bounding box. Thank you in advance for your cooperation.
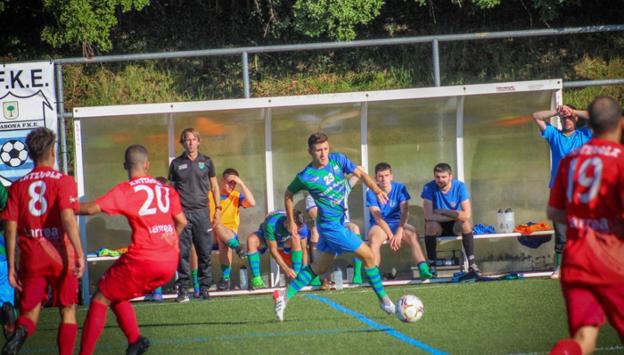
[367,97,458,232]
[172,109,267,239]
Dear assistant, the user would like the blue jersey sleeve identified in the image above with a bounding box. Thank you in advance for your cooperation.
[420,182,433,201]
[458,181,470,202]
[238,192,246,206]
[579,125,593,141]
[399,183,411,203]
[366,189,380,208]
[331,153,357,174]
[541,124,557,143]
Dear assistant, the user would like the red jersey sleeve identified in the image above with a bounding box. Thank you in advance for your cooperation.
[58,176,79,212]
[96,184,126,216]
[0,184,20,222]
[169,187,183,217]
[548,156,569,210]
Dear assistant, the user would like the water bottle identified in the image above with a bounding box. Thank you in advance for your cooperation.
[334,268,344,290]
[504,208,515,233]
[239,266,248,290]
[346,264,354,283]
[496,209,505,233]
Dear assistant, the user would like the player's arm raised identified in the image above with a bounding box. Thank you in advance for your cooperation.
[4,220,21,291]
[61,208,85,278]
[532,109,557,132]
[354,166,388,204]
[233,175,256,208]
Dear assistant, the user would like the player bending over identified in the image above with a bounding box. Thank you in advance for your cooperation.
[246,210,310,289]
[273,132,394,322]
[1,128,84,355]
[78,145,187,355]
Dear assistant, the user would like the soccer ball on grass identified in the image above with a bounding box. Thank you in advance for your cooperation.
[396,294,424,323]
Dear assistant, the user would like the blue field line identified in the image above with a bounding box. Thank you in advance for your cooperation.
[304,294,446,355]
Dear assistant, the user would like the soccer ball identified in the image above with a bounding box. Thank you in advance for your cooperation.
[0,140,28,167]
[396,294,424,323]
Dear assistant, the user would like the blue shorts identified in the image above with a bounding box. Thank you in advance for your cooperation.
[0,261,14,305]
[316,222,363,255]
[370,221,400,235]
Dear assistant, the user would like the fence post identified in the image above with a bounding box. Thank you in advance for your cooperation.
[432,39,441,87]
[55,63,68,174]
[242,52,251,98]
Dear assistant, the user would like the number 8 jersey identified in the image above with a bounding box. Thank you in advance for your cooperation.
[548,138,624,285]
[1,166,79,277]
[96,176,183,260]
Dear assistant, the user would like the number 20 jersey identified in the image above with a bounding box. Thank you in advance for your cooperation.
[96,176,183,261]
[549,138,624,285]
[1,166,79,277]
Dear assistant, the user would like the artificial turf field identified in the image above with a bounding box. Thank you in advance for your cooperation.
[18,279,622,354]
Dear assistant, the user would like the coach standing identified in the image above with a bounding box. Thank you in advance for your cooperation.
[532,105,590,279]
[169,128,221,302]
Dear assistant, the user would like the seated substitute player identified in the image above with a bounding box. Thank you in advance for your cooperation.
[273,132,395,322]
[306,174,363,286]
[246,210,310,289]
[547,96,624,355]
[1,127,85,355]
[211,168,256,291]
[78,145,187,355]
[366,162,432,280]
[421,163,480,277]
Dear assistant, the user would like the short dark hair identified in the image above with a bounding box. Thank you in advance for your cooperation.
[179,127,201,144]
[434,163,453,174]
[222,168,239,177]
[124,144,149,169]
[155,176,168,184]
[588,96,622,135]
[25,127,55,162]
[374,162,392,174]
[294,210,304,226]
[307,132,329,148]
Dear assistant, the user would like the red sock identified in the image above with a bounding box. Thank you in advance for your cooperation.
[550,339,582,355]
[57,323,78,355]
[16,316,36,337]
[79,300,108,355]
[111,301,140,344]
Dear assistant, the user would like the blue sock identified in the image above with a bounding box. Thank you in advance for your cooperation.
[221,264,231,280]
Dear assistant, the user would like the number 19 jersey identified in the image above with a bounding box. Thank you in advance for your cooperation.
[548,138,624,285]
[1,166,79,277]
[96,176,183,260]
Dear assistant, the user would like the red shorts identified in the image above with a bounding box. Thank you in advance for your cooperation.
[20,274,78,313]
[98,254,177,302]
[278,250,292,267]
[562,282,624,339]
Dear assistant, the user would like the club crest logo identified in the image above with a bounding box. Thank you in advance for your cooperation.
[198,162,206,170]
[2,102,19,120]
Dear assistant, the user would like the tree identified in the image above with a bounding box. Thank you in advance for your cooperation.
[41,0,151,56]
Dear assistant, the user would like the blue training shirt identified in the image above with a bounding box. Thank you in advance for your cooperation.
[287,152,357,225]
[366,181,410,226]
[542,124,592,188]
[420,179,470,211]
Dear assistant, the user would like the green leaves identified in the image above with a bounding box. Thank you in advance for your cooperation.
[293,0,384,41]
[41,0,150,55]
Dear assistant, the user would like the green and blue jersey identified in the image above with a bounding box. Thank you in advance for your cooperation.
[287,153,357,225]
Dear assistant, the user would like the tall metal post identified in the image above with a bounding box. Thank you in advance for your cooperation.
[242,52,250,98]
[432,39,441,87]
[55,64,68,173]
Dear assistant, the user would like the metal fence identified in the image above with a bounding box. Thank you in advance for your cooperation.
[51,24,624,173]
